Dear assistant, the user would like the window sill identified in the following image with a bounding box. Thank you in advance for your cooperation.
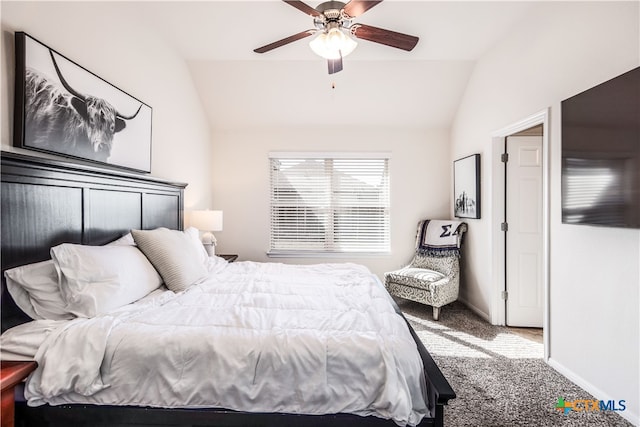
[267,251,390,259]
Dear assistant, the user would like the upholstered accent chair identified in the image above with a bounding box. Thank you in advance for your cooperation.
[384,220,467,321]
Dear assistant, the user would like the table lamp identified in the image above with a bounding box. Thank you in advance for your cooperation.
[190,210,223,256]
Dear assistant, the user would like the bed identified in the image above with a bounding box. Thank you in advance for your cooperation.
[0,151,455,427]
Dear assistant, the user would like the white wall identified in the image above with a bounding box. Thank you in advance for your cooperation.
[210,126,451,279]
[451,2,639,424]
[0,2,212,209]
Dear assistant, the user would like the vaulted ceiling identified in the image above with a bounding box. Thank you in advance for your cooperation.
[13,1,544,130]
[142,1,538,130]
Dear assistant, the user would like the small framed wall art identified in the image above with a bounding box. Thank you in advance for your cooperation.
[13,32,152,173]
[454,154,481,219]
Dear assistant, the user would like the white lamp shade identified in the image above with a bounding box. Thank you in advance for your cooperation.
[309,29,357,60]
[190,210,223,232]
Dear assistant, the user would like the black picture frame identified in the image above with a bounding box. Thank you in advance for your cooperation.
[454,154,481,219]
[13,32,152,173]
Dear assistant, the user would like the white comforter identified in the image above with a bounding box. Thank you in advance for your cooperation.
[19,261,429,426]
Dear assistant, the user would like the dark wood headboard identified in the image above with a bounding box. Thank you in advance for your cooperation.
[1,151,187,331]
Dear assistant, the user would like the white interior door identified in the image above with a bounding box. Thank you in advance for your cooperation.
[506,135,543,327]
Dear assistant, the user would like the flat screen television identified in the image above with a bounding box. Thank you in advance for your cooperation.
[561,66,640,228]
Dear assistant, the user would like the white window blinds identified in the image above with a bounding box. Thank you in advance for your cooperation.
[269,153,390,255]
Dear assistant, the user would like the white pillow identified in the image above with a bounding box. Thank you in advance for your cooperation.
[183,227,209,263]
[109,233,136,246]
[131,227,208,293]
[4,232,157,321]
[4,260,72,321]
[51,244,163,318]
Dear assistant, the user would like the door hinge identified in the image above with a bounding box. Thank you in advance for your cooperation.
[501,290,508,300]
[501,222,508,232]
[501,153,509,162]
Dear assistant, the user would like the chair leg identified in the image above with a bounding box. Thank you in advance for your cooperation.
[433,306,441,321]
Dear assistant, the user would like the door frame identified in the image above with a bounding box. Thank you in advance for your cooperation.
[490,109,550,361]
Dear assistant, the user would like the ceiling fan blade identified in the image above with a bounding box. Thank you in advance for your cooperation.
[283,0,323,17]
[328,55,343,75]
[343,0,383,18]
[254,30,315,54]
[351,23,419,51]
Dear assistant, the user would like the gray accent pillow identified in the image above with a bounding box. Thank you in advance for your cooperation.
[131,228,208,292]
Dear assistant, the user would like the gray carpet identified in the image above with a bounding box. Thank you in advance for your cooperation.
[397,300,633,427]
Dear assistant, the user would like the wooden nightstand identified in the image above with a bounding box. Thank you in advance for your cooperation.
[218,254,238,263]
[1,361,37,427]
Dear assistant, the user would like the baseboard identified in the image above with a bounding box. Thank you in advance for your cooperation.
[457,297,491,323]
[547,358,639,426]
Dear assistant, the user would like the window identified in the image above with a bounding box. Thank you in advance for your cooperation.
[269,152,390,255]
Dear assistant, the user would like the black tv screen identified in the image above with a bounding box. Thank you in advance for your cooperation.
[561,66,640,228]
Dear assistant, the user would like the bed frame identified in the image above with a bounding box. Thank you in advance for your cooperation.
[1,151,455,427]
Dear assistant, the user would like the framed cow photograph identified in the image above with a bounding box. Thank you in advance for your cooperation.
[13,32,152,173]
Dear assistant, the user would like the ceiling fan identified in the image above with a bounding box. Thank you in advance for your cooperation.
[253,0,419,74]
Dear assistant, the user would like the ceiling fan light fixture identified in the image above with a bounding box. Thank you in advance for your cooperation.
[309,27,357,60]
[254,1,418,75]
